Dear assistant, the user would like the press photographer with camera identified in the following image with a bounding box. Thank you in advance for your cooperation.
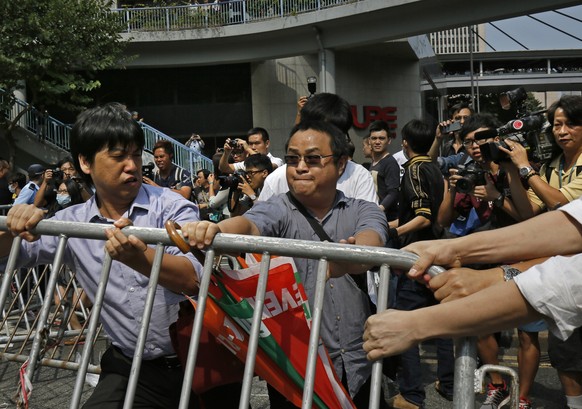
[218,127,283,175]
[500,95,582,220]
[428,102,474,161]
[437,113,522,238]
[228,154,273,217]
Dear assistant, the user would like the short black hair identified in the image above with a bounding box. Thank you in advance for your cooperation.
[10,172,26,189]
[547,95,582,127]
[300,93,353,135]
[286,120,348,165]
[459,113,502,140]
[70,103,144,186]
[197,168,211,179]
[153,139,174,158]
[401,119,434,154]
[244,154,273,174]
[368,120,391,136]
[247,127,270,142]
[449,102,474,118]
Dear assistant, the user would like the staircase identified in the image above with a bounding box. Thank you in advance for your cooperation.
[0,95,213,176]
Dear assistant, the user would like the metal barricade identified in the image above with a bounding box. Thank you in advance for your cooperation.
[0,216,504,408]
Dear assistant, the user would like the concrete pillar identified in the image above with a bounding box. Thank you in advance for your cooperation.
[320,49,336,94]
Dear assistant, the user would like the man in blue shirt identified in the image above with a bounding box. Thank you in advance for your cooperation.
[1,103,202,408]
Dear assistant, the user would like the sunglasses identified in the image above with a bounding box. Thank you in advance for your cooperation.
[284,154,334,166]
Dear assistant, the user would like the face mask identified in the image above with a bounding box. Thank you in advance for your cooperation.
[8,185,15,194]
[56,194,72,207]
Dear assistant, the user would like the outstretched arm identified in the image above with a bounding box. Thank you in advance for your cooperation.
[363,279,540,360]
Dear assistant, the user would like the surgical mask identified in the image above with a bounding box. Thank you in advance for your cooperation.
[56,194,72,207]
[8,185,15,194]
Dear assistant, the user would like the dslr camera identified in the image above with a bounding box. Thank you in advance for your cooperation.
[49,168,64,180]
[226,139,241,149]
[142,162,155,179]
[219,169,247,190]
[456,162,487,194]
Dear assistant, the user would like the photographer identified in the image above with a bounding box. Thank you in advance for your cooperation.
[498,95,582,409]
[143,140,193,200]
[185,132,205,154]
[429,102,474,160]
[437,113,521,237]
[229,154,273,217]
[218,127,283,174]
[501,95,582,220]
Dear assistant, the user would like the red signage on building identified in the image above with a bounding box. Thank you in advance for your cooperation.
[351,106,397,137]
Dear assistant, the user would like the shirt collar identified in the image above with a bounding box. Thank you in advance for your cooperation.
[88,185,151,224]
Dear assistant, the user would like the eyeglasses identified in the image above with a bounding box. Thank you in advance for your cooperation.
[57,189,69,194]
[454,115,470,121]
[284,154,335,166]
[245,170,265,177]
[462,139,480,147]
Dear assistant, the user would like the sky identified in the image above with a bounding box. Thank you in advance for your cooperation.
[483,5,582,51]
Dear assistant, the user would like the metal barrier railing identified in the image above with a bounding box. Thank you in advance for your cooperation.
[112,0,364,33]
[0,216,506,408]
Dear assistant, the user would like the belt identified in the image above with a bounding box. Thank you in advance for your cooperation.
[147,353,182,371]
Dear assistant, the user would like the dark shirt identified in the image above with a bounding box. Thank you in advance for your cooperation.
[398,155,444,247]
[369,154,400,222]
[0,178,11,205]
[153,165,193,191]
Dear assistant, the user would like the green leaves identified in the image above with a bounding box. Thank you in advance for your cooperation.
[0,0,129,113]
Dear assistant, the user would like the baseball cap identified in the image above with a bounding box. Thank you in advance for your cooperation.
[27,164,45,176]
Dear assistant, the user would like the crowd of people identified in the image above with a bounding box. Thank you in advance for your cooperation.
[1,92,581,409]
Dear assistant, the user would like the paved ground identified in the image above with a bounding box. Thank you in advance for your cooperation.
[0,331,565,408]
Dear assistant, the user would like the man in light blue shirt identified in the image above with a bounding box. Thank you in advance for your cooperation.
[1,103,202,408]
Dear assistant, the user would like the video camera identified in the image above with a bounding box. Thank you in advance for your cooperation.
[456,162,487,194]
[142,162,155,179]
[476,114,549,163]
[476,87,553,163]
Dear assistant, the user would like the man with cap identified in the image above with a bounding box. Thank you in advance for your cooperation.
[14,164,45,205]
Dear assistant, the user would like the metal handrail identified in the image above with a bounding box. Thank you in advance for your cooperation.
[111,0,363,33]
[0,93,212,175]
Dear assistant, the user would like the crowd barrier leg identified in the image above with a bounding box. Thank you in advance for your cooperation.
[369,264,391,409]
[69,253,113,409]
[178,248,217,409]
[23,236,69,394]
[239,252,271,409]
[301,257,328,409]
[476,364,520,409]
[453,337,478,409]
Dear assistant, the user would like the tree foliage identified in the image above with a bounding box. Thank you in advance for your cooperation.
[0,0,130,164]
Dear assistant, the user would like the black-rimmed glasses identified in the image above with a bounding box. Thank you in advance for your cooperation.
[245,170,265,177]
[284,154,335,166]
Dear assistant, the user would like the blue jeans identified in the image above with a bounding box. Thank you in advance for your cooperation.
[394,276,454,405]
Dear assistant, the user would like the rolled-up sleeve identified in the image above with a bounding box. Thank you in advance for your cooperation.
[514,254,582,340]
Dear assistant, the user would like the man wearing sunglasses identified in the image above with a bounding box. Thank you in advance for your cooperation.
[182,120,388,408]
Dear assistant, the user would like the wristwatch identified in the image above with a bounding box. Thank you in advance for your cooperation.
[493,193,505,208]
[500,265,521,281]
[519,166,534,178]
[249,194,257,201]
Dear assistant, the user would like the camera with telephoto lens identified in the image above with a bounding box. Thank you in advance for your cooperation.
[142,162,155,179]
[219,169,247,190]
[455,162,487,194]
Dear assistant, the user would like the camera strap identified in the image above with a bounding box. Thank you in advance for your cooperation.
[285,192,333,242]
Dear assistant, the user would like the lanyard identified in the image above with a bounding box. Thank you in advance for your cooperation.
[558,156,576,189]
